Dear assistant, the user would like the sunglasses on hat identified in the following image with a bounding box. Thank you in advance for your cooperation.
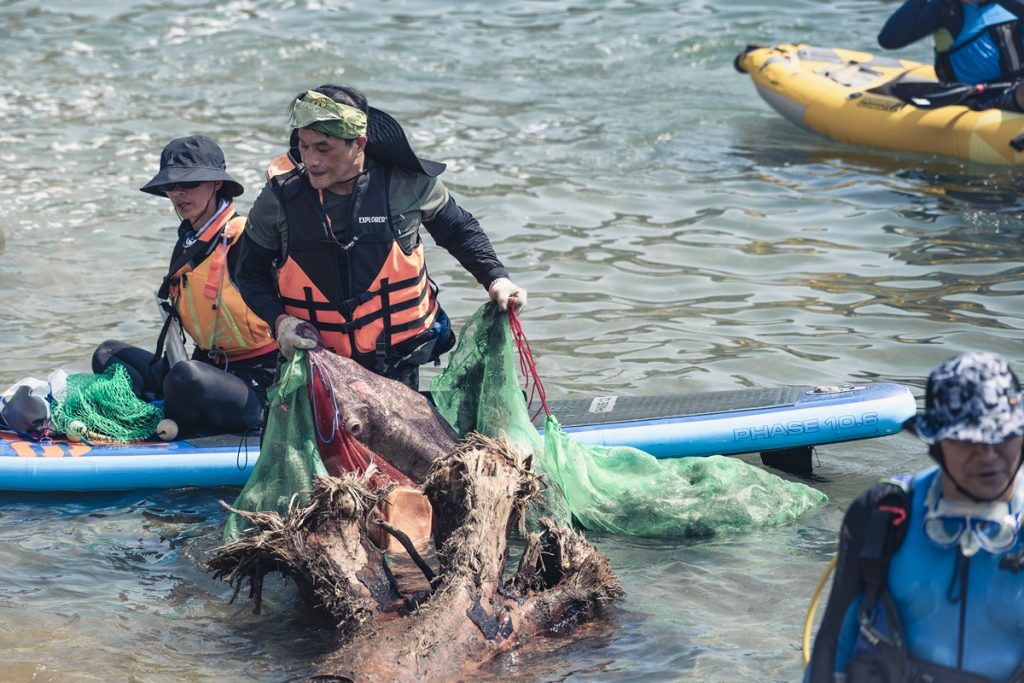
[159,181,203,193]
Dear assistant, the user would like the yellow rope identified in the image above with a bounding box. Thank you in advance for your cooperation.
[802,554,837,668]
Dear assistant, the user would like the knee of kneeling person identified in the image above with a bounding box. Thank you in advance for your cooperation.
[163,361,206,396]
[91,339,128,372]
[161,362,208,432]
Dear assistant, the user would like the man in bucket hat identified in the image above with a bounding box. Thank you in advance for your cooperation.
[92,135,278,438]
[234,84,527,389]
[806,351,1024,682]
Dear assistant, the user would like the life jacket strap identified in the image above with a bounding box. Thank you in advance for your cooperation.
[375,279,393,373]
[151,303,181,366]
[854,480,913,648]
[201,218,240,300]
[992,19,1024,76]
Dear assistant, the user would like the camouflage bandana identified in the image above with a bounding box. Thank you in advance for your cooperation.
[906,351,1024,445]
[288,90,368,139]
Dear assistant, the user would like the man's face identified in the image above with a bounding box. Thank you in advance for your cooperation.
[940,436,1023,501]
[297,128,365,193]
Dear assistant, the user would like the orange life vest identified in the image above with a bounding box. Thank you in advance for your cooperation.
[265,155,439,363]
[168,206,277,361]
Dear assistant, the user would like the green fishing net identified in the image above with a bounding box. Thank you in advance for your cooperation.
[431,304,827,537]
[223,351,327,543]
[50,364,163,443]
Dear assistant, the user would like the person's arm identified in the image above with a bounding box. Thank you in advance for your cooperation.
[805,489,876,681]
[233,186,288,329]
[878,0,948,49]
[234,233,286,328]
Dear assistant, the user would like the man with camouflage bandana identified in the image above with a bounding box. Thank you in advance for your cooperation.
[235,84,527,390]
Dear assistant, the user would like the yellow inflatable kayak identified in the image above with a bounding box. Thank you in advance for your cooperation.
[735,43,1024,166]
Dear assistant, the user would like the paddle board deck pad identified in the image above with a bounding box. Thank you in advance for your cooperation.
[538,383,915,458]
[0,382,915,491]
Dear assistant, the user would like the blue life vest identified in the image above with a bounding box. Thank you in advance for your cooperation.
[938,1,1024,83]
[835,467,1024,682]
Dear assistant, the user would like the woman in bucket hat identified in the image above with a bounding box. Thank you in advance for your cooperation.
[92,135,278,438]
[806,352,1024,682]
[234,83,527,390]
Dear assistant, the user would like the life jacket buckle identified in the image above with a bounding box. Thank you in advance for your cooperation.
[374,339,388,374]
[857,611,893,649]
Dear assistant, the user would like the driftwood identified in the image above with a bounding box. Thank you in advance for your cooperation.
[308,348,459,483]
[209,434,622,681]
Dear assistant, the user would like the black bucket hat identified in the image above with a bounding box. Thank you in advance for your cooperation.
[288,106,446,177]
[140,135,244,197]
[905,351,1024,446]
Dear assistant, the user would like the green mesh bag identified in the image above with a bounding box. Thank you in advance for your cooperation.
[431,303,572,525]
[50,364,163,443]
[223,352,328,543]
[431,304,827,537]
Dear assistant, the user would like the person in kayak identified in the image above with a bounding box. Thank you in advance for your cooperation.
[92,135,278,437]
[879,0,1024,110]
[805,351,1024,682]
[234,84,527,390]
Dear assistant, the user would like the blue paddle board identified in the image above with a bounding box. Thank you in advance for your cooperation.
[0,432,260,492]
[0,382,915,491]
[542,382,915,458]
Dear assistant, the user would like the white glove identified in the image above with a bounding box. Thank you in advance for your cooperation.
[275,315,320,361]
[487,277,528,312]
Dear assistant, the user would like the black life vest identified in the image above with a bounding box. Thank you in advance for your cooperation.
[265,155,440,369]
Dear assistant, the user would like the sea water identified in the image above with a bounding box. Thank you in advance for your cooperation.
[1,1,1023,680]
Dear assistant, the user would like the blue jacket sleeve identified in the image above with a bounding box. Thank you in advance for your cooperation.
[878,0,949,49]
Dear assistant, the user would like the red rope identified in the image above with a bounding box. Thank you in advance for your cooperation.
[507,302,551,421]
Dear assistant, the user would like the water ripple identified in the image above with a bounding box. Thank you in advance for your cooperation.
[2,0,1023,680]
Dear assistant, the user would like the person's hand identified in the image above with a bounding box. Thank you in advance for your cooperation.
[275,315,320,361]
[488,277,528,311]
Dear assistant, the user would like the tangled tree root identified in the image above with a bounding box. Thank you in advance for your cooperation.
[209,434,622,681]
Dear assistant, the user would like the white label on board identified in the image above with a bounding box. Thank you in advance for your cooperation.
[588,396,618,413]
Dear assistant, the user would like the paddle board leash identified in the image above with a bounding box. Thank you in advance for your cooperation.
[235,434,252,472]
[507,301,551,422]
